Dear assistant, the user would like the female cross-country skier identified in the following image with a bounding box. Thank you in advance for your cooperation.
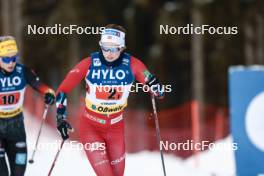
[0,36,56,176]
[55,24,164,176]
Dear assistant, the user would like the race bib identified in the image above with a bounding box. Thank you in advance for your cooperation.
[95,86,123,100]
[0,92,20,105]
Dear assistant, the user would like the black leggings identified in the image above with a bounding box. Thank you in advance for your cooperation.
[0,114,27,176]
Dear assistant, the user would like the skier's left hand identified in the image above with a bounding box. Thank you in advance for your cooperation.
[146,75,164,99]
[44,89,55,105]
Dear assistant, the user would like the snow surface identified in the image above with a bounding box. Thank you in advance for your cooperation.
[23,111,236,176]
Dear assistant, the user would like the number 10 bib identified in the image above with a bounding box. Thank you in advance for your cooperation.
[0,64,26,118]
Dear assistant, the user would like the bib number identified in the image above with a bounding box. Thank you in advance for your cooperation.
[0,92,20,105]
[96,87,123,100]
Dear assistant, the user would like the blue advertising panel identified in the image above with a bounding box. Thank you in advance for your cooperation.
[229,66,264,176]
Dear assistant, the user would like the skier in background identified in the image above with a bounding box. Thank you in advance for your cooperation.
[55,24,164,176]
[0,36,56,176]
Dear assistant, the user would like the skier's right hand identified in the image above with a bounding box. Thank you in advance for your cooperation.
[56,91,72,140]
[56,117,72,140]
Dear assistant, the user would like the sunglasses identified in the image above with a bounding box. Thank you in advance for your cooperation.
[1,55,18,64]
[100,46,121,53]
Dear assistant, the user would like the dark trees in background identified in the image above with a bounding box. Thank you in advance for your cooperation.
[1,0,264,108]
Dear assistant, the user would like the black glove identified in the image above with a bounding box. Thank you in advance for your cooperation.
[44,92,55,105]
[56,117,72,140]
[56,92,71,140]
[146,75,165,98]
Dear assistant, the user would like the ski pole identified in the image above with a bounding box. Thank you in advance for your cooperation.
[151,94,167,176]
[47,140,65,176]
[29,105,49,164]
